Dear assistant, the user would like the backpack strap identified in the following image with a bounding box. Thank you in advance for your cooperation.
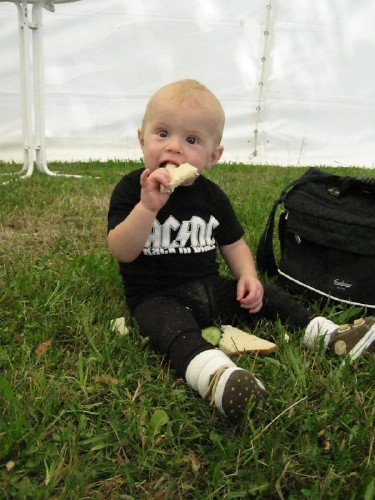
[256,168,335,276]
[256,193,283,276]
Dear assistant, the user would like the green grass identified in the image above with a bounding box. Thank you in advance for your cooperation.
[0,161,374,499]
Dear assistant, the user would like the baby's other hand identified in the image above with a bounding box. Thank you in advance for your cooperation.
[237,276,264,314]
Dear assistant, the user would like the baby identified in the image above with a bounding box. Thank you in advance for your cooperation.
[107,80,375,420]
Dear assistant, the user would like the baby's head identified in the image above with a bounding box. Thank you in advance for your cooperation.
[139,80,225,172]
[142,79,225,145]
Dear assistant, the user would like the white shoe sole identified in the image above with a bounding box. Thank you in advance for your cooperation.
[346,324,375,361]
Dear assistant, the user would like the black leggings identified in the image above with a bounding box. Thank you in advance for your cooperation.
[133,276,311,378]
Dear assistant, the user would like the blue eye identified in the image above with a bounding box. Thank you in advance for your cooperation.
[186,136,198,145]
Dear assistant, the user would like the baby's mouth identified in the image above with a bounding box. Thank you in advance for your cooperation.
[159,161,178,168]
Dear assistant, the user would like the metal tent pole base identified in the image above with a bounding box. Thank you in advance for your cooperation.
[0,0,84,183]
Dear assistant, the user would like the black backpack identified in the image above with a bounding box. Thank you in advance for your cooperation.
[256,168,375,313]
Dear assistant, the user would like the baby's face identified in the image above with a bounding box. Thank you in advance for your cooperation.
[138,95,223,178]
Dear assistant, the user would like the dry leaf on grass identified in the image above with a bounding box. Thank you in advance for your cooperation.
[93,374,119,386]
[189,452,204,473]
[5,461,15,472]
[35,339,52,356]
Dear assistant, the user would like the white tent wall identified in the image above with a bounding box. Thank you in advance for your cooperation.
[0,0,374,168]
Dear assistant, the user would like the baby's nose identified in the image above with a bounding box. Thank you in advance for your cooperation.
[165,136,183,153]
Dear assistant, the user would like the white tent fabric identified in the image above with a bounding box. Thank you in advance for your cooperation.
[0,0,374,168]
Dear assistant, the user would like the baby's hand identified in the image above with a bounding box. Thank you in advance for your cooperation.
[237,276,264,314]
[140,168,171,213]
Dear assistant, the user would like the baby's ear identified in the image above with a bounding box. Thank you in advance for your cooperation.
[137,129,144,148]
[208,145,224,167]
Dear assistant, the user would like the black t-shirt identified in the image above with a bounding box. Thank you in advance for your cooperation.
[107,168,244,307]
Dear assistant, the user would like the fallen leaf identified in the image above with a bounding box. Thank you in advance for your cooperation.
[5,461,15,472]
[93,374,119,386]
[354,390,362,407]
[35,339,52,356]
[324,440,332,453]
[189,452,203,473]
[153,489,168,500]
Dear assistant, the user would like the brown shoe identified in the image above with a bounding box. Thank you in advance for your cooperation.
[327,317,375,359]
[205,367,268,420]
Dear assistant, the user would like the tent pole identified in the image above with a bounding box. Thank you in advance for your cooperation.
[17,0,34,177]
[1,0,84,183]
[32,0,48,173]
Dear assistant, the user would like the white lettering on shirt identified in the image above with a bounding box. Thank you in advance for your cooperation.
[143,215,219,255]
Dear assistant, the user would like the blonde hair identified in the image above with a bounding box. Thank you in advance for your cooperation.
[142,79,225,143]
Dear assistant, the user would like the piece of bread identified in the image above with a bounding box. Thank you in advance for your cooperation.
[160,163,199,193]
[219,325,277,356]
[110,317,129,336]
